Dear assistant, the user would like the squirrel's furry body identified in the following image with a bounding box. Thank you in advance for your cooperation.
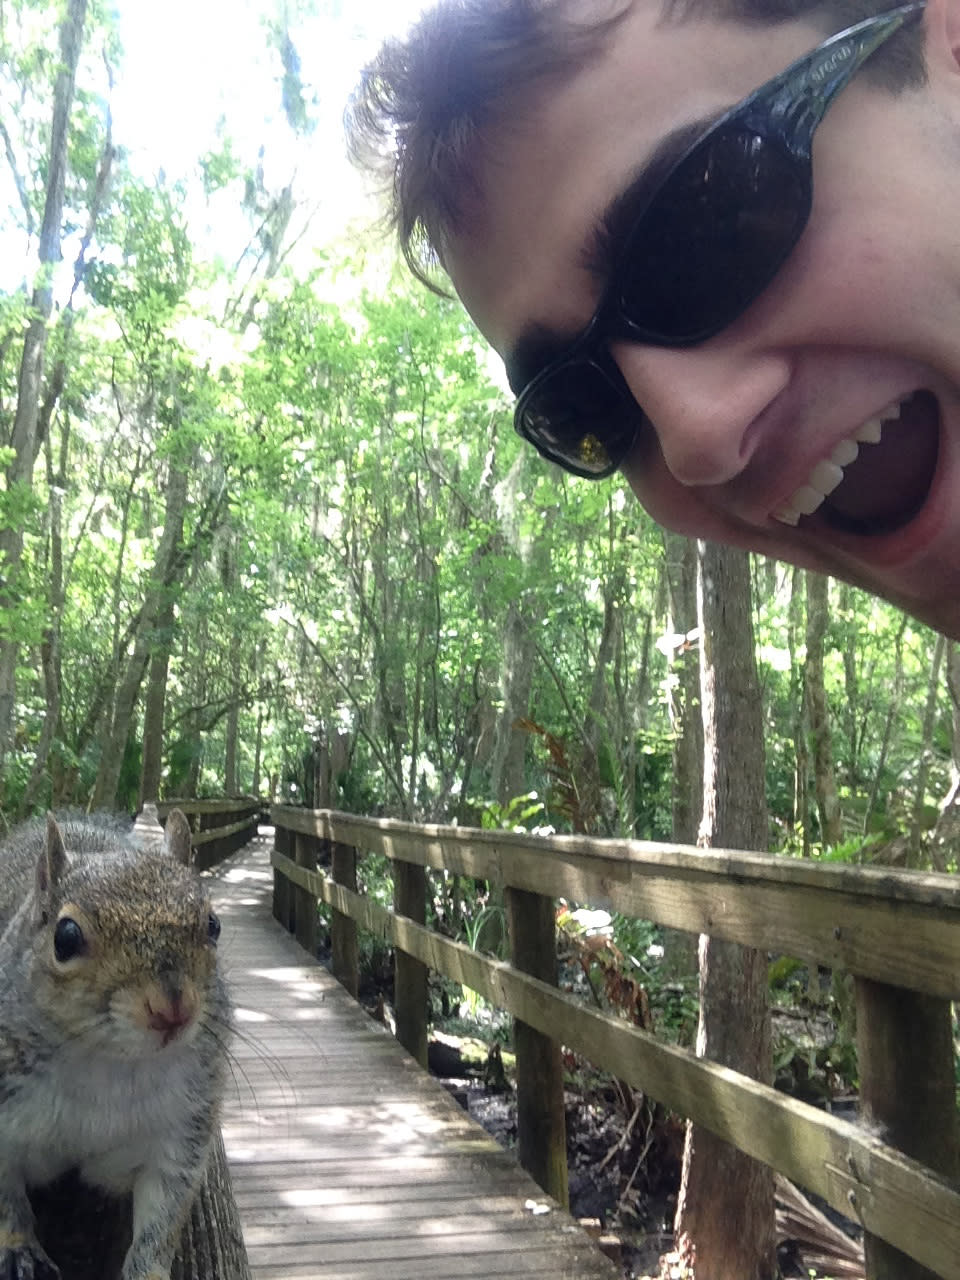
[0,812,230,1280]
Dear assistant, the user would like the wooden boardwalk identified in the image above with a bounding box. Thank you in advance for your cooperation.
[210,832,621,1280]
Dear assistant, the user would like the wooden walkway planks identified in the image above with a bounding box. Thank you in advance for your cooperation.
[210,832,621,1280]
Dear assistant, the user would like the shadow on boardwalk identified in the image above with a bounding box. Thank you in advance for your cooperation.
[210,831,621,1280]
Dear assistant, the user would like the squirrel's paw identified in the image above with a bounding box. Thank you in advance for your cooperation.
[0,1239,61,1280]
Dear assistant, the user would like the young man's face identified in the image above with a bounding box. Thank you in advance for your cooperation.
[445,0,960,636]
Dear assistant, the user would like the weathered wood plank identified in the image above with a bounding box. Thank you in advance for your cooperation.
[235,1192,537,1217]
[243,1233,609,1262]
[228,1159,537,1193]
[192,816,258,846]
[330,841,359,996]
[394,859,428,1067]
[162,796,261,817]
[506,884,568,1208]
[247,1245,612,1279]
[856,979,960,1280]
[276,852,960,1280]
[272,806,960,997]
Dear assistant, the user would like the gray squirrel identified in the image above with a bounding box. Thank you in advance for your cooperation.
[0,810,231,1280]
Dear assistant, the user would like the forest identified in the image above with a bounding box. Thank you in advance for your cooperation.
[1,0,956,872]
[2,3,959,1279]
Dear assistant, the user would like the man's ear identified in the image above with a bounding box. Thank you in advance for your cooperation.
[924,0,960,76]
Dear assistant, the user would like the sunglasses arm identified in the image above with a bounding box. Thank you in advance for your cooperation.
[741,1,926,159]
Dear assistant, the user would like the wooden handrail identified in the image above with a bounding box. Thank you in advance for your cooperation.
[157,797,261,870]
[270,806,960,1280]
[270,804,960,997]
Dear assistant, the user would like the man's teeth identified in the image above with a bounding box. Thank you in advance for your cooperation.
[771,399,904,528]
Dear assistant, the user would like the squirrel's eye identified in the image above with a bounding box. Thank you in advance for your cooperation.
[207,912,221,943]
[54,917,85,962]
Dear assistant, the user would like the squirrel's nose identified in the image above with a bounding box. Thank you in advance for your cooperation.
[147,996,194,1044]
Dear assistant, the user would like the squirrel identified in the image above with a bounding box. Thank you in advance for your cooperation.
[0,809,231,1280]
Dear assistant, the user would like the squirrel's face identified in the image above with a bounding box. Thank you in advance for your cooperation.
[33,849,225,1060]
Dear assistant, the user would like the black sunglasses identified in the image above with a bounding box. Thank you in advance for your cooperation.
[513,2,927,478]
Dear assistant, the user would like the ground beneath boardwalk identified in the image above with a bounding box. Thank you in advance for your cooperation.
[327,941,863,1280]
[425,1029,864,1280]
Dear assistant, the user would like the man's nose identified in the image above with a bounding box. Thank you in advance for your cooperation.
[611,340,792,487]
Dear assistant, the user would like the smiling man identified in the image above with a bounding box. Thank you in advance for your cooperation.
[347,0,960,636]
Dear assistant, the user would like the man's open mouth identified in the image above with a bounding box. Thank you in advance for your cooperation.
[772,390,940,537]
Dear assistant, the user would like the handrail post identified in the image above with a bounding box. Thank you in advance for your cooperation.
[394,859,428,1067]
[293,830,319,956]
[854,977,959,1280]
[331,840,359,998]
[272,822,293,932]
[506,885,569,1209]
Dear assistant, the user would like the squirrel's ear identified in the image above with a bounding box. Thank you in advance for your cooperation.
[164,808,194,867]
[36,814,68,911]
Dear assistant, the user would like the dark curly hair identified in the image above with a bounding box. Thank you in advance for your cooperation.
[345,0,926,287]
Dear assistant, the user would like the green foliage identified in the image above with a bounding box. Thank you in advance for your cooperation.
[458,900,507,1018]
[475,792,546,833]
[768,955,807,990]
[461,901,507,955]
[85,182,192,345]
[818,834,884,865]
[200,139,242,196]
[0,0,955,876]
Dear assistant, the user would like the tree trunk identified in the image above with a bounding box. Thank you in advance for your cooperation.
[18,427,69,815]
[661,531,701,979]
[224,700,239,796]
[92,460,188,810]
[0,0,88,777]
[138,594,177,807]
[663,532,703,844]
[252,705,264,799]
[931,640,960,870]
[862,615,907,837]
[837,583,861,788]
[490,600,534,807]
[580,560,625,832]
[804,571,842,846]
[908,631,946,862]
[674,542,775,1280]
[787,567,811,856]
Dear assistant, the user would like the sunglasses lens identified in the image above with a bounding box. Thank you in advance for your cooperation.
[514,134,810,478]
[618,130,809,342]
[517,357,640,477]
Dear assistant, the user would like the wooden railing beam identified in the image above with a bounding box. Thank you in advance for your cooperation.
[269,808,960,1280]
[506,885,569,1209]
[293,831,318,956]
[271,847,960,1280]
[855,978,960,1280]
[331,841,359,997]
[269,806,960,999]
[272,823,293,931]
[394,859,428,1068]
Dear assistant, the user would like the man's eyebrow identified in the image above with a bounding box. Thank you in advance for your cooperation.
[580,112,723,282]
[505,112,723,396]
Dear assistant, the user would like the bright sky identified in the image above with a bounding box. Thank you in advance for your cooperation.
[112,0,431,249]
